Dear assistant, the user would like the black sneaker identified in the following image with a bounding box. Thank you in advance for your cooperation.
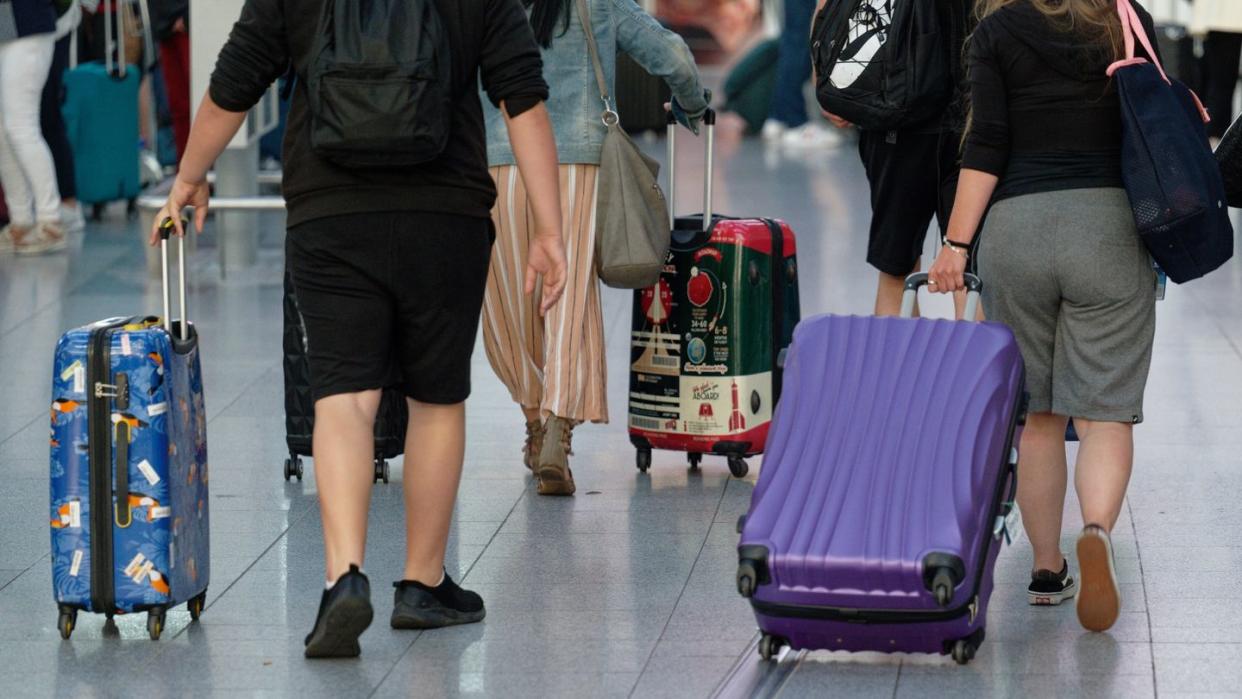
[1028,559,1077,606]
[304,564,374,658]
[391,572,486,629]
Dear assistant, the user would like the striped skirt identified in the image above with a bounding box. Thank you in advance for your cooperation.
[481,164,608,424]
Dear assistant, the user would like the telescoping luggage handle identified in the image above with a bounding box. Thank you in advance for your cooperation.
[158,218,189,341]
[901,272,983,320]
[666,108,717,229]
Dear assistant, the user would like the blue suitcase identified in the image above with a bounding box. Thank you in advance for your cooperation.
[50,227,208,639]
[62,4,141,215]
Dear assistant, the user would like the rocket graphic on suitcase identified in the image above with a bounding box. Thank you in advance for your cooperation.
[737,274,1025,664]
[49,228,209,640]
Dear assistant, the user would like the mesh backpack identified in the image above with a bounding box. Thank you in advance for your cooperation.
[811,0,952,132]
[306,0,452,167]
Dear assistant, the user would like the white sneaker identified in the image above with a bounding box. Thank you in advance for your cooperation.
[760,119,787,142]
[0,224,30,254]
[60,204,86,234]
[780,123,844,149]
[14,222,68,255]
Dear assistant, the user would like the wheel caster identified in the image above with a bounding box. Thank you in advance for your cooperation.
[636,448,652,473]
[188,590,207,621]
[951,639,975,665]
[373,459,389,484]
[147,609,166,641]
[283,455,303,482]
[737,562,757,598]
[727,456,749,478]
[758,634,785,661]
[687,452,702,470]
[57,607,76,640]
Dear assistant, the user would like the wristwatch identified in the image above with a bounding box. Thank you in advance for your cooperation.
[942,236,971,256]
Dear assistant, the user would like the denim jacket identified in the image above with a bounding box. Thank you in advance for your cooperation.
[484,0,708,166]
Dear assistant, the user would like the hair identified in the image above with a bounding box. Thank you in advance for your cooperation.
[974,0,1124,59]
[962,0,1125,146]
[524,0,573,48]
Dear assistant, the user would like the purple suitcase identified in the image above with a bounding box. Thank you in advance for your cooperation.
[736,274,1025,664]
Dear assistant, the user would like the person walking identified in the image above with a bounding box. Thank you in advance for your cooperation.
[928,0,1162,632]
[481,0,708,496]
[41,0,85,233]
[1191,0,1242,141]
[0,0,67,254]
[821,0,975,316]
[760,0,840,148]
[153,0,568,658]
[149,0,189,162]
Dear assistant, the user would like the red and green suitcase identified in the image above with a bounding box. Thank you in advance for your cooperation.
[628,111,801,478]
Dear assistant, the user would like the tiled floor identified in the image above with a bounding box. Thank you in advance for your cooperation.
[2,128,1241,698]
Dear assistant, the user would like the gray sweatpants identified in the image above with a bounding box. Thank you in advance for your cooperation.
[978,188,1156,423]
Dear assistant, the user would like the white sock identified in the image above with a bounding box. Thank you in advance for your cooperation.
[433,570,446,587]
[326,567,365,590]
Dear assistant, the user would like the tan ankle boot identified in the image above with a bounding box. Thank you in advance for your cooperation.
[536,417,576,496]
[523,419,544,472]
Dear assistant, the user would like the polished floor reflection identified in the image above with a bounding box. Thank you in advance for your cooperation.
[2,128,1241,698]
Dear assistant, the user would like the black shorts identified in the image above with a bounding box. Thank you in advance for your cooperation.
[859,130,962,277]
[286,211,493,404]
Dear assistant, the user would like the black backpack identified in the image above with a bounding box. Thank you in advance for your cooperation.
[306,0,452,167]
[812,0,951,132]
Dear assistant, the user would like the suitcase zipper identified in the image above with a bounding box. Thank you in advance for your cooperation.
[750,369,1026,626]
[87,319,129,614]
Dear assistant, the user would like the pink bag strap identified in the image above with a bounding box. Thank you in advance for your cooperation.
[1107,0,1211,122]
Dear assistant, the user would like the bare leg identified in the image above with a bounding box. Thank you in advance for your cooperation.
[313,389,382,582]
[1018,412,1071,572]
[1072,418,1134,531]
[875,259,919,317]
[402,400,467,584]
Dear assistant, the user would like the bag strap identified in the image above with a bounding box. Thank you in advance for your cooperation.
[573,0,619,125]
[1109,0,1211,123]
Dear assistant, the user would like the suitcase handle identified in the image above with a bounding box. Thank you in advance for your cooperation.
[900,272,983,320]
[667,108,716,230]
[158,219,189,342]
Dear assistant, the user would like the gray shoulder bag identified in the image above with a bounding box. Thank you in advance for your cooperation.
[576,0,670,289]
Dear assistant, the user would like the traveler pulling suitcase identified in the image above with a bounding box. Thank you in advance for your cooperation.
[628,110,801,478]
[62,0,144,219]
[736,274,1025,664]
[50,220,209,641]
[282,267,408,484]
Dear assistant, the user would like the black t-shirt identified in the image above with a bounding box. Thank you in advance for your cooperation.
[209,0,549,227]
[962,1,1160,201]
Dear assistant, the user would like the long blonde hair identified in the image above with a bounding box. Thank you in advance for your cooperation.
[975,0,1125,60]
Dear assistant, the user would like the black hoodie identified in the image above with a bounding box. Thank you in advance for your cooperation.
[961,0,1160,200]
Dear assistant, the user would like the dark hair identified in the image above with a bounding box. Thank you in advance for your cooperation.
[524,0,573,48]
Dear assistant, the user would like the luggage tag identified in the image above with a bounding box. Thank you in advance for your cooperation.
[1154,260,1167,301]
[993,502,1023,546]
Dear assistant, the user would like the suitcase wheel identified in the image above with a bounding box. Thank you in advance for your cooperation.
[284,455,304,482]
[951,639,977,665]
[758,634,786,661]
[635,448,652,474]
[147,608,166,641]
[57,607,76,640]
[188,589,207,621]
[737,563,757,598]
[727,456,749,479]
[687,452,702,470]
[373,459,390,484]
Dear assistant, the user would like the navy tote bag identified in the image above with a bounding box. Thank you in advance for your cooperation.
[1108,0,1233,284]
